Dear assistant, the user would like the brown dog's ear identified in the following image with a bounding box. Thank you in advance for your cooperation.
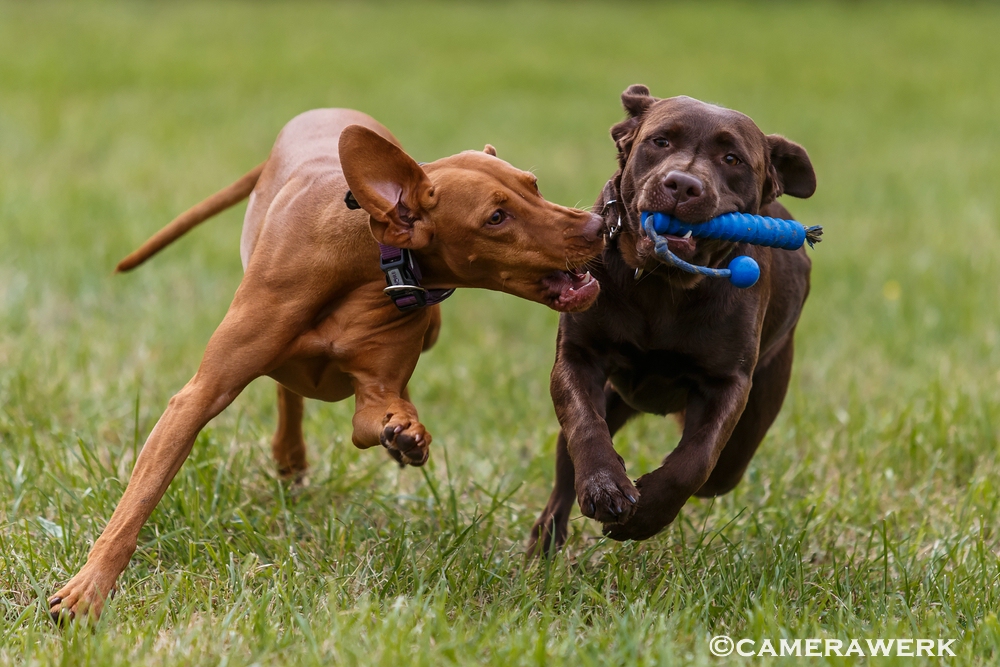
[765,135,817,201]
[483,144,497,157]
[611,84,658,167]
[610,117,641,168]
[621,84,655,118]
[339,125,436,248]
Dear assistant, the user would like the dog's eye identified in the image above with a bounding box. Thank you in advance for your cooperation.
[724,154,741,166]
[488,209,506,225]
[652,138,670,148]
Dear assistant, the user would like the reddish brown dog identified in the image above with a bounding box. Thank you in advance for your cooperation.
[528,86,816,554]
[50,108,603,621]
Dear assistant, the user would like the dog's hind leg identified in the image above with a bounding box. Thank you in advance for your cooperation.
[528,384,639,556]
[694,334,795,498]
[272,383,308,480]
[526,431,575,557]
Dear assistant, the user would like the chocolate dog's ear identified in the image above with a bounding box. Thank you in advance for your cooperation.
[611,84,658,167]
[621,84,655,118]
[340,125,437,248]
[483,144,497,157]
[765,135,817,201]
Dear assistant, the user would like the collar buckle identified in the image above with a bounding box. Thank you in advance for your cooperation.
[383,283,428,311]
[603,198,621,241]
[378,244,455,312]
[379,247,424,310]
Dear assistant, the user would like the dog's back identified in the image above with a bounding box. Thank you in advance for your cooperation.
[240,109,397,269]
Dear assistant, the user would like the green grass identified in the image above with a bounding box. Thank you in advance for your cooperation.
[2,1,1000,664]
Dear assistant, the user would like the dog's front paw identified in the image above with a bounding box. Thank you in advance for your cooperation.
[48,565,116,625]
[602,512,666,542]
[576,467,638,525]
[380,414,430,466]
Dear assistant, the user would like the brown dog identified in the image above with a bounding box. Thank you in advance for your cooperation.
[528,86,816,554]
[49,108,603,621]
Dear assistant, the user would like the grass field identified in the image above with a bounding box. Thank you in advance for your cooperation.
[2,1,1000,664]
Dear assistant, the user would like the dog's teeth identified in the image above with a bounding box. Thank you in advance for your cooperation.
[584,271,592,282]
[683,230,692,239]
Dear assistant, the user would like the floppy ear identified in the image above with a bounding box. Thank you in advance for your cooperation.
[483,144,497,157]
[765,135,816,201]
[610,84,657,167]
[339,125,437,248]
[621,83,655,118]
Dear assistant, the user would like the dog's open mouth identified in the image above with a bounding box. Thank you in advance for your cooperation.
[542,269,601,312]
[660,230,697,261]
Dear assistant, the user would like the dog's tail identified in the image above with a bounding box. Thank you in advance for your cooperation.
[115,162,266,273]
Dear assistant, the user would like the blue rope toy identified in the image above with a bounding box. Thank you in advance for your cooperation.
[640,211,823,288]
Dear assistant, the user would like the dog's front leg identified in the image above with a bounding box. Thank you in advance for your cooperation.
[603,374,752,542]
[550,344,639,526]
[347,333,429,467]
[352,387,429,467]
[48,280,313,623]
[528,383,639,556]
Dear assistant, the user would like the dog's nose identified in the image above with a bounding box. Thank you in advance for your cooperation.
[663,171,704,204]
[584,212,605,241]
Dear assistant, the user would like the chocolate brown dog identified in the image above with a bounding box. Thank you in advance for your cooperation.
[49,108,603,621]
[528,86,816,554]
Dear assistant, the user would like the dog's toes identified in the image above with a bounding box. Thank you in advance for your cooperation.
[381,424,403,445]
[49,604,78,627]
[48,592,83,626]
[602,518,664,542]
[602,522,632,541]
[48,597,63,624]
[385,447,406,467]
[576,470,639,524]
[380,419,430,466]
[48,590,76,626]
[277,465,309,485]
[50,606,74,626]
[48,569,112,626]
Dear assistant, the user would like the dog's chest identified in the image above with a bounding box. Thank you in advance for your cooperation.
[608,348,696,415]
[585,275,758,415]
[268,288,429,402]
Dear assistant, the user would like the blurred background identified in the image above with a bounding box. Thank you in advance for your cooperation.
[2,2,999,664]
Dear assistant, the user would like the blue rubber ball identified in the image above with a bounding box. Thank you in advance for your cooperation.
[728,255,760,288]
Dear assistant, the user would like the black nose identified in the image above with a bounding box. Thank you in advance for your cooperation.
[663,171,704,204]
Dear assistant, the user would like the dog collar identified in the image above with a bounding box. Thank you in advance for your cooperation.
[600,179,623,243]
[378,243,456,311]
[603,199,622,241]
[346,189,456,312]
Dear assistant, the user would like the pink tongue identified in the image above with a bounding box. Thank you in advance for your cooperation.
[666,236,695,253]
